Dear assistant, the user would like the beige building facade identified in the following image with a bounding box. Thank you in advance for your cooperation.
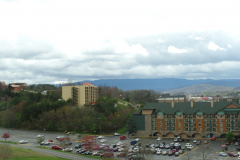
[62,83,98,107]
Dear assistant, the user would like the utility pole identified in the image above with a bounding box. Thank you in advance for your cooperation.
[43,128,46,147]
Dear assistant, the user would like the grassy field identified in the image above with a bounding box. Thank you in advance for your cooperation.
[0,145,69,160]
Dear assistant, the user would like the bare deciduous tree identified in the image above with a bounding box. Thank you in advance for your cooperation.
[0,144,13,160]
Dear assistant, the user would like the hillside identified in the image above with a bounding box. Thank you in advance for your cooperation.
[61,78,240,91]
[163,84,233,95]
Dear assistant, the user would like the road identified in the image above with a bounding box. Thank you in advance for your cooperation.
[0,128,238,160]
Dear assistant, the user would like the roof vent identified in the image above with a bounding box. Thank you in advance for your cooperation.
[211,101,213,107]
[191,101,193,108]
[171,101,174,108]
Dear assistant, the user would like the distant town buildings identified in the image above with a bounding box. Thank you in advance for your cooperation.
[134,101,240,139]
[0,81,6,90]
[156,94,186,103]
[62,82,98,107]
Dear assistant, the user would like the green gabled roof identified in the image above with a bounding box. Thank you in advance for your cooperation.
[134,102,240,115]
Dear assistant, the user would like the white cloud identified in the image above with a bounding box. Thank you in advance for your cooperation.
[228,44,232,48]
[158,38,164,43]
[208,42,226,51]
[168,46,188,54]
[189,36,204,40]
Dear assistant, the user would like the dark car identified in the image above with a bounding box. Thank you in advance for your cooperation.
[172,149,178,153]
[168,151,173,156]
[82,151,92,155]
[66,141,72,145]
[175,146,181,150]
[131,141,137,145]
[154,144,159,148]
[76,149,87,154]
[75,144,82,149]
[226,142,230,145]
[236,148,240,151]
[178,138,184,142]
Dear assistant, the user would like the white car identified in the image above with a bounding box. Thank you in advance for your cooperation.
[238,155,240,160]
[37,135,44,138]
[41,141,50,145]
[174,138,178,142]
[177,136,181,139]
[133,148,139,153]
[19,140,28,144]
[100,139,107,143]
[56,136,64,139]
[157,150,162,155]
[119,148,125,152]
[193,139,197,143]
[98,136,104,139]
[135,138,140,141]
[174,143,181,147]
[117,142,123,146]
[62,148,73,152]
[156,137,162,141]
[114,133,120,136]
[186,145,194,150]
[185,143,191,146]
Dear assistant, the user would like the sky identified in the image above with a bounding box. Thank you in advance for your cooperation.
[0,0,240,84]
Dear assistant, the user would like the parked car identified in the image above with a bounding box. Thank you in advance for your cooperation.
[174,138,178,142]
[228,151,238,157]
[100,152,114,158]
[177,136,181,139]
[236,142,239,146]
[100,139,107,143]
[178,138,184,142]
[56,136,64,140]
[181,146,185,150]
[76,149,84,154]
[98,136,104,139]
[65,141,72,145]
[135,138,140,141]
[75,144,82,149]
[117,142,123,146]
[117,152,127,157]
[51,146,62,150]
[211,136,216,141]
[162,151,167,155]
[156,149,162,155]
[236,148,240,151]
[92,151,103,156]
[41,141,50,145]
[160,144,165,149]
[168,151,173,156]
[226,142,230,145]
[156,137,162,141]
[37,135,44,138]
[82,151,92,155]
[165,144,170,149]
[219,152,227,157]
[62,148,73,152]
[120,136,126,140]
[114,133,120,136]
[204,140,208,144]
[193,139,197,143]
[130,141,137,145]
[178,149,184,154]
[175,152,179,156]
[19,140,28,144]
[172,149,178,153]
[175,146,181,150]
[174,143,181,147]
[47,139,53,142]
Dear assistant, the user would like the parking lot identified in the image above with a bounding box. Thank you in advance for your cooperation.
[0,128,240,160]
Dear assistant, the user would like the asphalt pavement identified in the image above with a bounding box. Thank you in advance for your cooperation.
[0,128,239,160]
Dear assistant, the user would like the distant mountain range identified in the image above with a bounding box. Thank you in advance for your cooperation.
[65,78,240,92]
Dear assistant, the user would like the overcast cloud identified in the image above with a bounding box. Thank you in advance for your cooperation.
[0,0,240,84]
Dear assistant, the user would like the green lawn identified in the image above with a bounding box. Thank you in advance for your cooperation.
[0,145,69,160]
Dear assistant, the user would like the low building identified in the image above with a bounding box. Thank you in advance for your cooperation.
[8,84,21,93]
[62,82,98,107]
[0,81,6,90]
[156,94,186,103]
[134,101,240,138]
[10,83,27,89]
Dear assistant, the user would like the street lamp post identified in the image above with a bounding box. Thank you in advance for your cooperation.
[94,131,96,146]
[43,128,46,147]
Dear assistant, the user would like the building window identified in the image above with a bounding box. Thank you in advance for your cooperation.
[220,124,223,127]
[179,128,181,131]
[178,119,181,122]
[199,128,202,132]
[160,127,162,130]
[199,124,201,127]
[199,119,201,122]
[179,123,181,127]
[160,119,162,122]
[220,119,223,123]
[213,128,216,131]
[155,127,157,130]
[160,123,162,126]
[220,128,223,132]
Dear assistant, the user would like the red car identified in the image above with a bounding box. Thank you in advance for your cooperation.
[172,149,178,153]
[100,152,114,158]
[120,136,126,140]
[47,139,53,142]
[228,151,238,157]
[211,136,216,141]
[51,146,62,150]
[93,145,99,150]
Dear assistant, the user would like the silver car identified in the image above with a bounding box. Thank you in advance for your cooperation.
[19,140,28,144]
[219,152,227,157]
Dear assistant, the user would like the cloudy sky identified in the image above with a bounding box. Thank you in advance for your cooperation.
[0,0,240,84]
